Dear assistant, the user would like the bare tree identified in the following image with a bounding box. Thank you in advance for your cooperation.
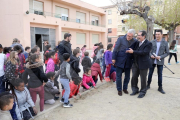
[111,0,155,41]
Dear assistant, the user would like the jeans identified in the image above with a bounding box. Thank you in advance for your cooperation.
[102,65,106,77]
[0,75,6,93]
[29,85,44,111]
[168,53,177,63]
[116,67,130,91]
[60,78,70,103]
[82,82,94,89]
[148,64,163,87]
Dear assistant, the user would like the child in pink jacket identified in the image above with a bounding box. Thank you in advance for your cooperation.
[46,51,56,73]
[82,68,96,90]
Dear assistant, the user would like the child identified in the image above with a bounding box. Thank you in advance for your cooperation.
[54,48,60,71]
[82,68,96,90]
[13,45,26,77]
[102,50,108,77]
[46,51,56,73]
[62,78,82,99]
[82,52,92,72]
[0,92,14,120]
[44,45,52,65]
[96,44,104,69]
[3,47,11,59]
[104,44,113,82]
[23,47,31,60]
[91,59,103,84]
[80,45,86,62]
[5,51,19,89]
[0,44,7,93]
[59,53,73,108]
[44,72,60,105]
[11,78,37,120]
[110,64,116,82]
[22,53,48,112]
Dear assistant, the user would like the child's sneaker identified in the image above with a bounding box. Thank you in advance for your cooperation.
[104,77,109,82]
[60,98,64,103]
[176,61,179,64]
[63,102,73,108]
[168,63,171,65]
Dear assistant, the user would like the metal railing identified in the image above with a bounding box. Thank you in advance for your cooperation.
[29,8,106,27]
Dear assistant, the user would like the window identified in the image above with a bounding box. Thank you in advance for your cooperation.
[61,31,68,40]
[108,38,112,43]
[33,0,44,15]
[108,19,112,24]
[76,33,86,44]
[122,27,125,31]
[108,10,112,15]
[92,34,99,44]
[55,6,69,21]
[92,16,99,26]
[76,12,86,24]
[108,28,112,33]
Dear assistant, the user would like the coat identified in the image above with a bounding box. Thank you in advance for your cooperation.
[91,63,103,81]
[5,61,18,81]
[112,35,137,69]
[44,80,60,100]
[0,110,12,120]
[82,74,95,89]
[22,62,48,88]
[133,39,152,70]
[69,55,81,74]
[58,40,72,63]
[81,56,92,71]
[46,58,55,73]
[18,53,25,74]
[62,81,80,98]
[150,39,169,65]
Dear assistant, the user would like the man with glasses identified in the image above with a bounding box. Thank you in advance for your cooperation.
[112,29,137,96]
[126,30,152,98]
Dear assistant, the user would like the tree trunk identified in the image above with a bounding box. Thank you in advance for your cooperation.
[168,29,175,43]
[146,21,154,41]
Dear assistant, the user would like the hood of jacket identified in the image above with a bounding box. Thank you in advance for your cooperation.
[26,62,44,69]
[91,63,100,70]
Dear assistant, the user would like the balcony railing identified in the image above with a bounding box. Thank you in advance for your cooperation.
[29,8,105,27]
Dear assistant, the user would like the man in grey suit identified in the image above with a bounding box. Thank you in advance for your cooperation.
[147,30,169,94]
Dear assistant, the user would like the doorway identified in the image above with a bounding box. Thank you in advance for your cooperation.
[35,34,42,51]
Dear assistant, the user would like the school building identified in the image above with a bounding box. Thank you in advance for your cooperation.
[0,0,107,50]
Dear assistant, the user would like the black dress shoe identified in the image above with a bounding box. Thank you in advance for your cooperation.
[130,91,139,96]
[158,87,165,94]
[123,90,129,94]
[146,85,150,90]
[138,94,145,98]
[118,91,122,96]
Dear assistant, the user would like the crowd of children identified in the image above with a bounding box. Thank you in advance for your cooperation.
[0,38,117,120]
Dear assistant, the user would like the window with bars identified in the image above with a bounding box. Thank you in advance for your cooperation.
[55,6,69,21]
[108,28,112,33]
[76,12,86,24]
[29,0,44,15]
[91,16,99,26]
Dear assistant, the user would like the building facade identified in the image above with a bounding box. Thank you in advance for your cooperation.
[0,0,107,50]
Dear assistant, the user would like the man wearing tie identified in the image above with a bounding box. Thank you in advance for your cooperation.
[126,30,152,98]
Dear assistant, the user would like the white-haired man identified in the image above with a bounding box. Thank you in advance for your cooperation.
[112,29,137,96]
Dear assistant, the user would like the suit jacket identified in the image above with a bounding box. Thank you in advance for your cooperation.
[150,39,169,65]
[133,39,152,70]
[112,35,137,69]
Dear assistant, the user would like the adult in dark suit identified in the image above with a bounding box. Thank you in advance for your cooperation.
[112,29,137,96]
[126,30,152,98]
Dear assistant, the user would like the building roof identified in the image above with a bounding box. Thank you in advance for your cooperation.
[100,4,117,9]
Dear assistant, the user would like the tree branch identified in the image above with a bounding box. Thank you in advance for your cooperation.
[120,9,142,17]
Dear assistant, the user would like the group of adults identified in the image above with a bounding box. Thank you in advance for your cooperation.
[113,29,169,98]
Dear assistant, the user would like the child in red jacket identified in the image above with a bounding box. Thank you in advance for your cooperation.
[91,59,103,84]
[82,68,96,90]
[62,77,82,99]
